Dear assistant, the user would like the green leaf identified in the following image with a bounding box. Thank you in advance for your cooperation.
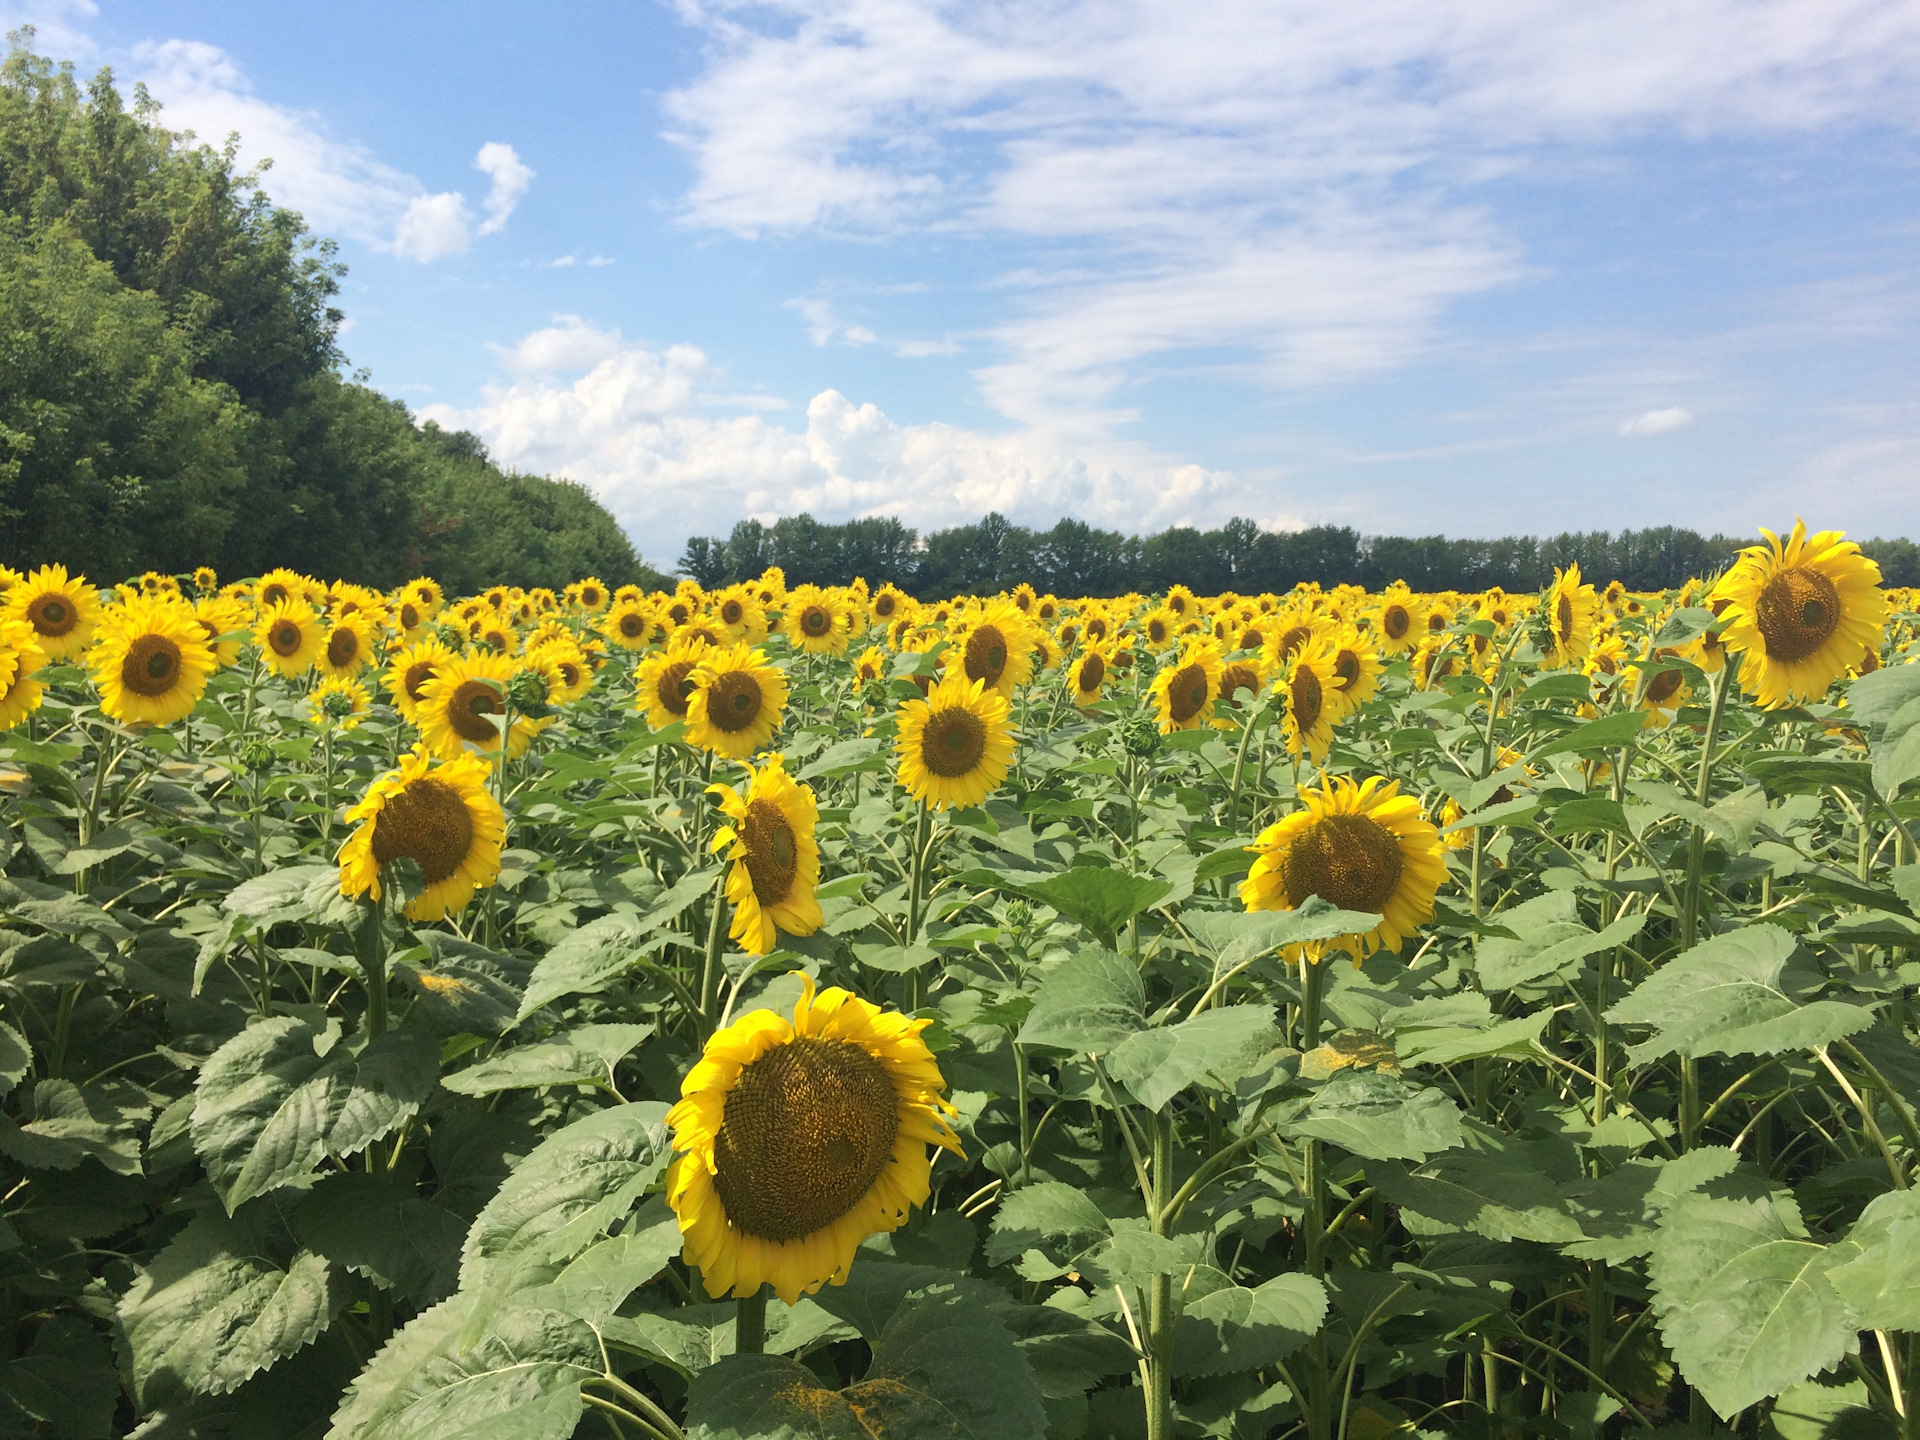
[1530,710,1650,760]
[397,934,533,1035]
[0,1079,146,1175]
[1016,947,1145,1055]
[1743,754,1874,797]
[1603,925,1874,1062]
[1171,1272,1327,1378]
[1195,843,1254,885]
[1081,1227,1209,1288]
[459,1101,671,1286]
[514,912,646,1021]
[1190,898,1384,972]
[1654,606,1719,646]
[191,1018,440,1210]
[1106,1005,1280,1111]
[796,737,886,780]
[1012,869,1173,948]
[1395,1010,1549,1067]
[986,1183,1114,1269]
[325,1294,599,1440]
[0,1314,118,1438]
[1289,1071,1465,1162]
[1368,1125,1583,1242]
[1519,674,1595,704]
[441,1023,652,1095]
[222,863,353,929]
[1648,1194,1859,1419]
[118,1210,343,1407]
[1845,662,1920,726]
[1766,1379,1896,1440]
[296,1172,466,1308]
[684,1291,1049,1440]
[1476,893,1646,993]
[1561,1146,1745,1264]
[1825,1188,1920,1331]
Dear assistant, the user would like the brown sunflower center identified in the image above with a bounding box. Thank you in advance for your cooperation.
[400,602,421,630]
[1333,649,1361,688]
[875,594,896,617]
[964,625,1008,687]
[448,678,503,742]
[558,660,582,689]
[261,583,290,608]
[705,669,765,732]
[121,634,183,697]
[1077,653,1106,692]
[802,605,831,635]
[1086,619,1109,642]
[370,775,476,886]
[922,706,987,777]
[326,628,360,669]
[721,599,745,625]
[741,795,799,905]
[581,587,603,608]
[1645,665,1684,706]
[28,593,75,636]
[1219,662,1259,707]
[1291,665,1323,731]
[270,621,304,657]
[1240,626,1265,651]
[1147,618,1168,645]
[1382,606,1409,640]
[714,1037,899,1243]
[404,661,438,704]
[1282,813,1404,914]
[616,611,644,639]
[655,660,696,717]
[1167,663,1209,723]
[1754,565,1842,662]
[1555,593,1574,641]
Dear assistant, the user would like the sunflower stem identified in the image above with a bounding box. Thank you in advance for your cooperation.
[357,893,390,1041]
[1144,1108,1177,1440]
[1680,654,1736,1153]
[698,876,727,1036]
[734,1286,767,1355]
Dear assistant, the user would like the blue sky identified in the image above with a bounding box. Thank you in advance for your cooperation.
[13,0,1920,569]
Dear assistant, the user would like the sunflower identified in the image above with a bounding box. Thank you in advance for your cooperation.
[1165,583,1196,618]
[316,612,376,679]
[0,619,49,730]
[573,577,610,613]
[1477,589,1515,632]
[1139,606,1179,651]
[1241,774,1446,963]
[383,637,454,724]
[191,566,218,593]
[1281,634,1347,761]
[1149,638,1225,734]
[526,637,594,704]
[338,747,505,921]
[1328,628,1383,708]
[417,651,540,759]
[254,602,324,678]
[712,588,769,644]
[190,595,250,668]
[89,596,216,726]
[1627,648,1691,729]
[1712,520,1886,709]
[870,584,909,626]
[1412,640,1462,690]
[6,564,102,660]
[601,598,656,652]
[1083,613,1113,647]
[786,585,849,657]
[666,972,961,1304]
[950,601,1036,696]
[309,675,371,731]
[1212,656,1269,729]
[1261,612,1322,672]
[254,568,309,613]
[895,673,1015,811]
[636,635,712,732]
[403,577,445,618]
[1373,586,1421,656]
[707,754,823,956]
[1069,644,1113,707]
[1009,581,1038,614]
[685,645,788,760]
[676,620,727,652]
[1541,564,1600,669]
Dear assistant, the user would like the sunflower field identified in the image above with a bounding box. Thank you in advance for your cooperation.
[0,525,1918,1440]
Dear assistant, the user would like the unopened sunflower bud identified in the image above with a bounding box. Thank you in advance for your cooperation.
[320,690,357,721]
[1118,711,1162,759]
[1004,900,1033,933]
[507,669,551,712]
[239,738,276,774]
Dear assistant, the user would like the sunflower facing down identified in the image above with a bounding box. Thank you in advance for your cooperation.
[338,747,505,921]
[895,672,1015,811]
[1240,773,1446,963]
[708,754,823,956]
[255,601,325,678]
[89,597,216,726]
[666,972,962,1303]
[685,644,788,759]
[1149,638,1225,733]
[7,564,102,660]
[1713,520,1886,709]
[636,635,712,733]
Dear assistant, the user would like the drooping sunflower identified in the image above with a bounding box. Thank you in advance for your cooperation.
[308,675,371,731]
[685,645,788,760]
[895,672,1015,811]
[1069,644,1113,707]
[786,585,849,657]
[1712,520,1886,709]
[1281,633,1348,761]
[417,651,540,759]
[316,612,375,680]
[0,619,49,730]
[88,596,216,726]
[6,564,102,660]
[255,601,325,678]
[1149,638,1225,734]
[635,635,711,733]
[950,601,1036,697]
[707,754,823,956]
[338,747,505,922]
[1541,564,1600,670]
[1240,773,1446,963]
[384,638,455,725]
[666,972,962,1304]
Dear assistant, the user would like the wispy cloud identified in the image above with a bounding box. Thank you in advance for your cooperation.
[1619,406,1695,436]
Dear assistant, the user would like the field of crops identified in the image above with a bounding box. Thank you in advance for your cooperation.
[0,525,1918,1440]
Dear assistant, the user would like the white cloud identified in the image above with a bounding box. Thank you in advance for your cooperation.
[420,322,1234,549]
[1619,406,1695,436]
[130,40,527,263]
[661,0,1920,431]
[474,141,533,235]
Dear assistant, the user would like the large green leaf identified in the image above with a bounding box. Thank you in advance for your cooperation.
[1766,1379,1897,1440]
[1648,1193,1859,1419]
[459,1101,671,1286]
[986,1183,1115,1270]
[1367,1125,1583,1242]
[118,1209,343,1408]
[1188,897,1384,971]
[1016,947,1145,1055]
[296,1172,466,1308]
[190,1017,440,1211]
[440,1023,652,1096]
[684,1291,1048,1440]
[325,1295,600,1440]
[1288,1071,1465,1163]
[1171,1272,1327,1377]
[1561,1146,1744,1263]
[1825,1188,1920,1331]
[514,913,644,1022]
[1604,925,1875,1062]
[1475,892,1647,993]
[1013,869,1173,949]
[1106,1004,1280,1111]
[1529,710,1650,760]
[0,1078,146,1175]
[0,1313,118,1438]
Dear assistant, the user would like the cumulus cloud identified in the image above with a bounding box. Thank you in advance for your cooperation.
[130,40,528,262]
[1619,406,1695,436]
[419,322,1234,551]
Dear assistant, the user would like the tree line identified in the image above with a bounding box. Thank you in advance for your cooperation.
[0,38,659,592]
[681,513,1920,597]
